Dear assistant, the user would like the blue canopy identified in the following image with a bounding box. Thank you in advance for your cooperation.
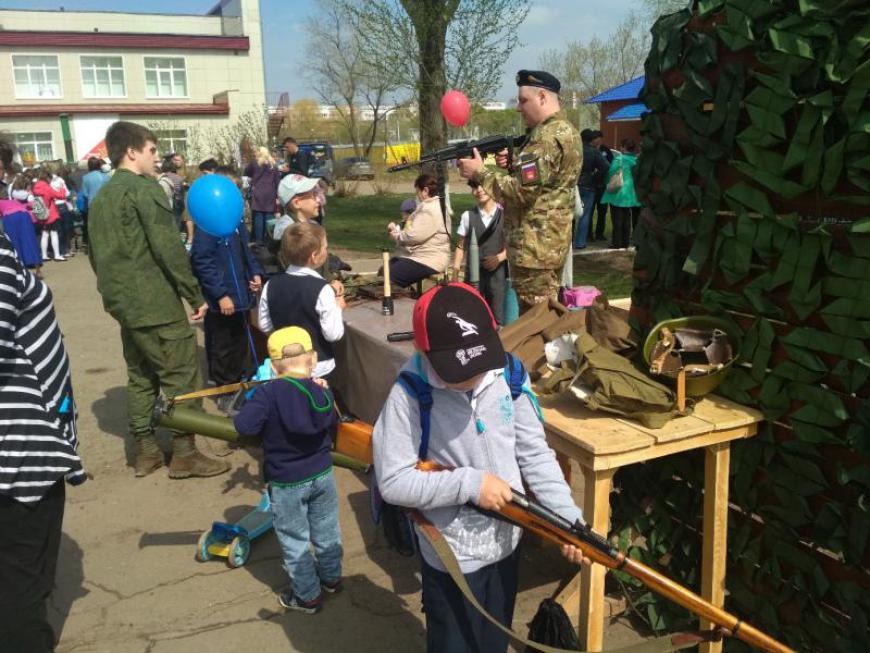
[585,76,645,103]
[606,103,649,122]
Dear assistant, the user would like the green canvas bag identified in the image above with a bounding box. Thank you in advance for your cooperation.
[542,333,689,429]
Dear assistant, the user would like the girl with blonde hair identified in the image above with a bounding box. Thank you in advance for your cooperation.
[244,146,281,243]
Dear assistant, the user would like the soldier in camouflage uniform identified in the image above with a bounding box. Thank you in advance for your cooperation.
[88,121,229,479]
[459,70,582,312]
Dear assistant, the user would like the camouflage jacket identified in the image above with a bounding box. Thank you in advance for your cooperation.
[474,111,582,269]
[88,169,204,329]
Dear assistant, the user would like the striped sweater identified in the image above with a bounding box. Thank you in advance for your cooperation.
[0,233,85,504]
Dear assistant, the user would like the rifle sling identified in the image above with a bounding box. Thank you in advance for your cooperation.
[411,510,709,653]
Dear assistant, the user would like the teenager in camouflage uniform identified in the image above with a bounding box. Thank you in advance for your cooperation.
[88,121,229,479]
[459,70,582,312]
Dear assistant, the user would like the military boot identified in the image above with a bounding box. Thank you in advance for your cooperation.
[134,433,164,477]
[168,434,231,479]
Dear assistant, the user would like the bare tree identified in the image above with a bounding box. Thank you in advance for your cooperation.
[539,10,649,115]
[304,1,398,157]
[147,106,269,167]
[643,0,691,20]
[343,0,530,163]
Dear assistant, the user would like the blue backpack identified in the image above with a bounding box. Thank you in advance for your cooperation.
[371,352,541,556]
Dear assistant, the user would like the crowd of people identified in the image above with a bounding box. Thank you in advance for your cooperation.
[574,129,642,251]
[0,156,100,275]
[1,65,618,653]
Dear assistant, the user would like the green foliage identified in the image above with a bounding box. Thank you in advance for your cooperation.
[622,0,870,650]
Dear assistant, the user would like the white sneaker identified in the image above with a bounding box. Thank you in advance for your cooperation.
[53,256,66,262]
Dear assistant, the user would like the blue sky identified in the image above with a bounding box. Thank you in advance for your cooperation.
[0,0,642,101]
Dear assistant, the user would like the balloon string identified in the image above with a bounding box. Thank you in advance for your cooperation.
[225,234,260,374]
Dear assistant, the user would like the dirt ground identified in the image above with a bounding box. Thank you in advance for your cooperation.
[45,254,646,652]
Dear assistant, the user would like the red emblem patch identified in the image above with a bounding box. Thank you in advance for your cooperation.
[520,160,540,185]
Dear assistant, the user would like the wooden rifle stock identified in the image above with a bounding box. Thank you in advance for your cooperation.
[334,416,374,466]
[414,460,793,653]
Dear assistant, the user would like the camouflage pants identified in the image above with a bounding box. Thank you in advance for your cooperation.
[119,319,202,438]
[511,264,560,314]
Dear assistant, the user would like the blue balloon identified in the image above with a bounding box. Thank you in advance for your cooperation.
[185,174,244,237]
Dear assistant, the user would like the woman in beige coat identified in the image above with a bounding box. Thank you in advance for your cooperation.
[384,173,450,287]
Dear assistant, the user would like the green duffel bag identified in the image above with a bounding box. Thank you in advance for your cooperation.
[542,332,689,429]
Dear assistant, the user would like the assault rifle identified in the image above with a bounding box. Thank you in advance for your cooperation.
[414,460,794,653]
[387,134,526,172]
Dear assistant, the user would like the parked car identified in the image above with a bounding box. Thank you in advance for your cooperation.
[335,156,375,180]
[299,142,334,183]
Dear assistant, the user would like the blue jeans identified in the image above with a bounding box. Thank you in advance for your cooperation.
[573,187,597,249]
[270,469,342,602]
[251,211,272,244]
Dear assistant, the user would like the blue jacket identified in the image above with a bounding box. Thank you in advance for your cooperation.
[234,377,336,484]
[190,226,264,312]
[81,170,110,203]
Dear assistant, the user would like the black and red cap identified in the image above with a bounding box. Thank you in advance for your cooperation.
[412,282,505,384]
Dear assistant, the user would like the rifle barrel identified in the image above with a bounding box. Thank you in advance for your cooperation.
[495,501,794,653]
[413,460,791,652]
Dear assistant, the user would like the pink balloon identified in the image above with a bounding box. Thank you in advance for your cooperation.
[440,90,471,127]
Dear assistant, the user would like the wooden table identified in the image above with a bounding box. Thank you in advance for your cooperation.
[332,299,763,651]
[539,392,763,653]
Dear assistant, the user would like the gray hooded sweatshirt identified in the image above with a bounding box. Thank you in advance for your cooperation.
[373,354,583,574]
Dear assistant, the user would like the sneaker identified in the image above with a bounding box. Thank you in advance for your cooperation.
[321,579,343,594]
[278,590,322,614]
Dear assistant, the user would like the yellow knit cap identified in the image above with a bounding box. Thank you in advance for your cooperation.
[267,326,313,361]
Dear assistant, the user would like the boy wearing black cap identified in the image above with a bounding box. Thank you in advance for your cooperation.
[373,282,585,652]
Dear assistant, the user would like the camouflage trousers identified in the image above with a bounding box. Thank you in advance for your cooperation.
[511,264,561,314]
[119,319,202,439]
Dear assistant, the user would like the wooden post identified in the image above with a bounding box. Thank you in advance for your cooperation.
[579,468,615,651]
[556,451,572,486]
[700,442,731,653]
[382,250,394,315]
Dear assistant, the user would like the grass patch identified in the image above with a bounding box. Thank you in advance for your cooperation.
[573,250,635,299]
[325,193,476,253]
[324,193,635,299]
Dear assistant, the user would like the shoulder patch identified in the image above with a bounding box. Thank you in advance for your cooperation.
[518,156,542,186]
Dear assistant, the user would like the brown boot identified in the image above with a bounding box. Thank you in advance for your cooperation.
[168,434,231,479]
[134,434,164,477]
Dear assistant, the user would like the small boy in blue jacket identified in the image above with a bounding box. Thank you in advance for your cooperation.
[190,168,264,396]
[234,326,342,614]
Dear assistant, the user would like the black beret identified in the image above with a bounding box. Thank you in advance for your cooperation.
[516,69,561,93]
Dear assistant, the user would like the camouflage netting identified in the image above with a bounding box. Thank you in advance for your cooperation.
[613,1,869,650]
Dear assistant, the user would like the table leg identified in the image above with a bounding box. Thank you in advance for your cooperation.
[700,442,730,653]
[579,468,615,652]
[556,451,572,485]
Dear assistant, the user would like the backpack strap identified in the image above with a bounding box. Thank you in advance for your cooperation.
[504,352,543,423]
[395,353,542,462]
[396,370,434,461]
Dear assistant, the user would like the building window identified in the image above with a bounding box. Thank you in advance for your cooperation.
[144,57,187,98]
[14,132,54,164]
[155,129,188,156]
[12,55,62,99]
[81,56,125,98]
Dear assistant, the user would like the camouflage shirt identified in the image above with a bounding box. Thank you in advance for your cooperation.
[88,169,204,329]
[474,111,582,270]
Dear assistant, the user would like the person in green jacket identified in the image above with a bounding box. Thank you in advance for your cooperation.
[600,138,641,249]
[88,121,230,479]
